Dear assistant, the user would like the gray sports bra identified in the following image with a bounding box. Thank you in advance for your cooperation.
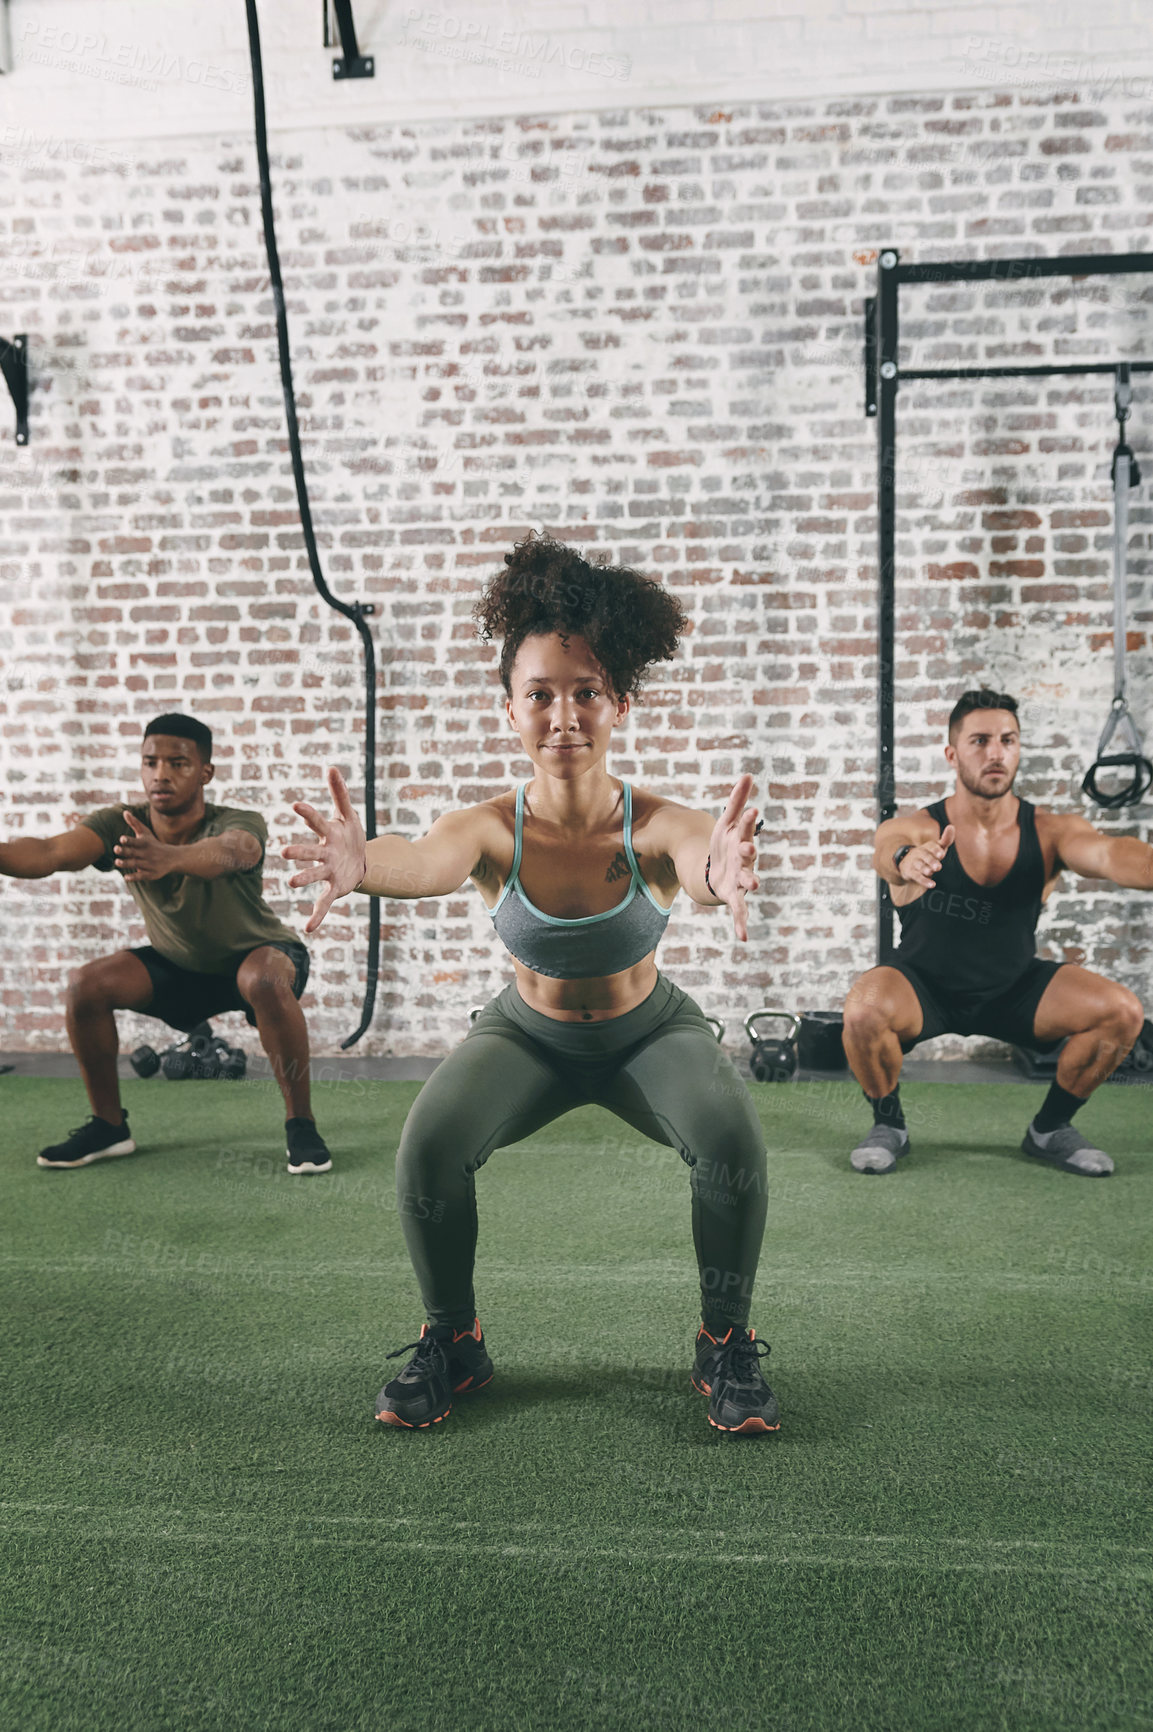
[488,782,672,980]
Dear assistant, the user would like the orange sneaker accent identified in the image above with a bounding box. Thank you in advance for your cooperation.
[454,1369,494,1395]
[708,1414,780,1434]
[375,1407,448,1429]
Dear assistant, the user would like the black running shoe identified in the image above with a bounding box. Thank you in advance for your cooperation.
[375,1319,494,1430]
[37,1114,136,1169]
[691,1325,780,1434]
[285,1117,332,1175]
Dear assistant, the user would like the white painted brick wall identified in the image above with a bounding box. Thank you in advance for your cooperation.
[1,14,1151,1059]
[3,0,1153,138]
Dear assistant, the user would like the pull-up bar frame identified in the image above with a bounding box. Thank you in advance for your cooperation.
[863,248,1153,959]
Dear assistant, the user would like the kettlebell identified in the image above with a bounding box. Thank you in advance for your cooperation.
[744,1010,801,1082]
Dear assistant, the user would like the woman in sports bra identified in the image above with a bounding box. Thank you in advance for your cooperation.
[286,533,776,1436]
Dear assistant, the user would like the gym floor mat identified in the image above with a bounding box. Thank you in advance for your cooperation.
[1,1076,1150,1732]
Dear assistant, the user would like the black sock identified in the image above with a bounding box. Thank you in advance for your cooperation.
[867,1088,905,1131]
[1034,1082,1087,1135]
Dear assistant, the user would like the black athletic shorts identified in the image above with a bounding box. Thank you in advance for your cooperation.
[129,941,310,1034]
[887,956,1067,1054]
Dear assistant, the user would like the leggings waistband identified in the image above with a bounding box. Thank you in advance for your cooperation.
[492,973,692,1058]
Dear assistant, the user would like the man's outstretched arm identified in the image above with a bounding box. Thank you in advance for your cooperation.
[1052,815,1153,891]
[113,815,262,883]
[0,827,105,879]
[871,811,953,890]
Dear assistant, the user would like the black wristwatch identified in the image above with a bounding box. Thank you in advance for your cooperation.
[892,844,914,873]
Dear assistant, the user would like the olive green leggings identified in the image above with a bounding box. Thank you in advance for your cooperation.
[395,974,768,1335]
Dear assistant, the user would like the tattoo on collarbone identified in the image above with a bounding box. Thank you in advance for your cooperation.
[605,850,631,885]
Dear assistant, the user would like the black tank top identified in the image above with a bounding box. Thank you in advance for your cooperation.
[893,798,1046,997]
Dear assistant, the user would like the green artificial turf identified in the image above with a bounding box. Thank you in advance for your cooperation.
[1,1072,1151,1731]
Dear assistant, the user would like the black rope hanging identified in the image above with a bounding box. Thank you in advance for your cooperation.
[243,0,380,1047]
[1081,364,1153,811]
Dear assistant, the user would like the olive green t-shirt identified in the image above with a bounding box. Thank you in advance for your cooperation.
[81,803,301,975]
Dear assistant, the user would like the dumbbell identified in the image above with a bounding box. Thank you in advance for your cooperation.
[743,1010,801,1082]
[188,1031,221,1080]
[161,1023,212,1080]
[161,1047,196,1080]
[130,1045,160,1078]
[219,1048,247,1081]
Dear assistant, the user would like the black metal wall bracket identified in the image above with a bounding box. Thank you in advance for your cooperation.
[0,334,28,445]
[329,0,374,78]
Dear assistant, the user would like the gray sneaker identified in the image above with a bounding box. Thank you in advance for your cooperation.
[850,1124,909,1174]
[1021,1124,1114,1177]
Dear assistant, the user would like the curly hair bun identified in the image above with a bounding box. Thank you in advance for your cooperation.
[474,532,688,700]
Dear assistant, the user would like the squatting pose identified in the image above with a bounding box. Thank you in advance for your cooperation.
[0,713,332,1175]
[844,689,1151,1177]
[287,535,777,1434]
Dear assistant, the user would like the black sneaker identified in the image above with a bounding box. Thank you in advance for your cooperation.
[37,1114,136,1169]
[286,1117,332,1175]
[691,1325,781,1434]
[375,1319,494,1430]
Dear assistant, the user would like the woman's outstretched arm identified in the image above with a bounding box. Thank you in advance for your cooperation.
[284,767,498,934]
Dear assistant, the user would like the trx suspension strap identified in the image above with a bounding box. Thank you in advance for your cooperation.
[1081,364,1153,809]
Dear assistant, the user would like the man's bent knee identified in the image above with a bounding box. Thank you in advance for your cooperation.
[1107,988,1145,1048]
[66,959,120,1010]
[239,960,297,1010]
[843,993,893,1043]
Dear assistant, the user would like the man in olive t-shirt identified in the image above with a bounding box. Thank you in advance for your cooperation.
[0,713,332,1174]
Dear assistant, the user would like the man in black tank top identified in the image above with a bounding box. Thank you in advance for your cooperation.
[842,690,1151,1177]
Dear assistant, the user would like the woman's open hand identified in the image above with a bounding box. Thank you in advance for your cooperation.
[706,773,761,943]
[284,767,367,934]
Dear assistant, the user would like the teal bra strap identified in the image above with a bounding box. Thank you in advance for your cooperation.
[488,783,526,919]
[621,782,670,914]
[511,782,526,883]
[622,783,637,869]
[493,779,668,921]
